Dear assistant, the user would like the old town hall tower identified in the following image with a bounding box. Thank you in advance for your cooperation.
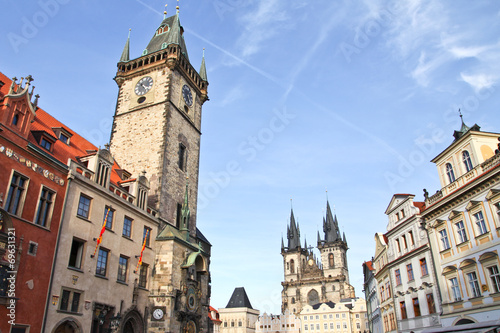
[281,201,355,314]
[109,7,211,333]
[110,8,208,234]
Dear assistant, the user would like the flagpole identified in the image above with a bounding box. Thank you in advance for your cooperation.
[91,207,111,258]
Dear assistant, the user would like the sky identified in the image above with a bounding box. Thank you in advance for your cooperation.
[2,0,500,315]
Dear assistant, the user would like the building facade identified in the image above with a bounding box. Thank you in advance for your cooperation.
[384,194,441,333]
[299,298,368,333]
[281,202,356,315]
[219,287,260,333]
[255,309,301,333]
[362,260,383,333]
[422,119,500,330]
[0,73,71,333]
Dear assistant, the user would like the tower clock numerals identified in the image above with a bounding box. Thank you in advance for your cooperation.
[182,84,193,106]
[135,76,154,96]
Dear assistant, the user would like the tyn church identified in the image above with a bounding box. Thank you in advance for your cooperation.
[281,201,355,314]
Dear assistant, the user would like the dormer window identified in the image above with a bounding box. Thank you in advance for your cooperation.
[142,49,148,56]
[446,163,456,183]
[40,137,53,151]
[462,151,473,172]
[161,42,167,50]
[156,25,169,36]
[59,133,70,145]
[137,187,147,210]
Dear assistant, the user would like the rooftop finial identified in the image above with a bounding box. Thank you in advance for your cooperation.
[128,28,131,38]
[176,0,180,14]
[164,4,167,18]
[290,198,293,210]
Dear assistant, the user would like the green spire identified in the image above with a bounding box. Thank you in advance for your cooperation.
[199,48,208,81]
[119,29,131,63]
[166,10,181,47]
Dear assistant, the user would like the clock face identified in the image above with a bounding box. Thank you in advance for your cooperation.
[308,259,314,266]
[135,76,154,96]
[182,84,193,106]
[153,308,164,320]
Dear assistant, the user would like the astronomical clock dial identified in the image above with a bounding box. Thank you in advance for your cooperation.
[135,76,153,96]
[187,286,197,312]
[182,84,193,106]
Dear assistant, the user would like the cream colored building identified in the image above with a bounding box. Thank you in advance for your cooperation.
[255,309,301,333]
[220,288,260,333]
[422,119,500,331]
[300,298,368,333]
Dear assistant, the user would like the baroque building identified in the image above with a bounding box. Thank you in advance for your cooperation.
[422,118,500,331]
[281,201,356,315]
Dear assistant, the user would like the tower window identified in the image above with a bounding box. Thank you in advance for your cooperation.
[328,253,334,268]
[463,151,473,172]
[290,259,295,273]
[176,203,182,228]
[446,163,456,183]
[178,143,187,170]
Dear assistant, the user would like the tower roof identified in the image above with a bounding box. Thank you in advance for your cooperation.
[323,200,341,243]
[119,30,131,63]
[287,208,301,250]
[226,287,253,309]
[199,49,207,81]
[144,14,189,60]
[453,112,480,142]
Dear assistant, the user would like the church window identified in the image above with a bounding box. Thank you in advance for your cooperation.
[328,253,334,268]
[291,297,295,304]
[176,203,182,228]
[307,289,319,306]
[290,260,295,273]
[446,163,456,183]
[463,151,473,172]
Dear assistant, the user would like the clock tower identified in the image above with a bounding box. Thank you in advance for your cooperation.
[109,10,208,235]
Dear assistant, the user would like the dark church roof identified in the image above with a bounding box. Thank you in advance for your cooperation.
[226,287,253,309]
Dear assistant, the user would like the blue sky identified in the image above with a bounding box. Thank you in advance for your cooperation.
[2,0,500,314]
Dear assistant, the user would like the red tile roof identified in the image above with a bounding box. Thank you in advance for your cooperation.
[208,306,222,323]
[414,201,426,213]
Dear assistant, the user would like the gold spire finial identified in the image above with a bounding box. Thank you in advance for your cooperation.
[176,0,180,13]
[164,4,167,18]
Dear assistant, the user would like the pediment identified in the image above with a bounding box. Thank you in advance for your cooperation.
[479,251,498,263]
[459,259,477,270]
[486,189,500,201]
[448,211,462,221]
[442,265,457,275]
[465,201,481,211]
[385,194,413,214]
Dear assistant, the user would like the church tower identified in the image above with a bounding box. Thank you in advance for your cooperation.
[109,8,208,235]
[281,201,355,314]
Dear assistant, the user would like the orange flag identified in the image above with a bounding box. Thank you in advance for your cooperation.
[91,207,111,258]
[135,229,149,273]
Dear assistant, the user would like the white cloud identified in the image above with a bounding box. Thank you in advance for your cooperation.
[220,85,247,106]
[460,73,497,92]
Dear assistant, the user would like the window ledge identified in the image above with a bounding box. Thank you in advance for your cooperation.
[57,309,83,316]
[138,286,149,291]
[12,215,51,232]
[76,215,92,223]
[67,266,84,273]
[105,228,115,234]
[456,240,470,246]
[475,232,490,239]
[116,280,128,286]
[95,274,108,280]
[122,235,134,241]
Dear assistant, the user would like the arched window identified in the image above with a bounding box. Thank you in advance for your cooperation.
[446,163,456,183]
[307,289,319,305]
[12,114,19,126]
[462,151,473,172]
[329,253,334,268]
[290,260,295,273]
[291,297,295,304]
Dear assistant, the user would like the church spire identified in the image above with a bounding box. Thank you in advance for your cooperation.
[287,208,301,250]
[324,200,340,243]
[199,48,208,82]
[119,29,131,63]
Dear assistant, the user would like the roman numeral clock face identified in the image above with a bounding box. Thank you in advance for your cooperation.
[135,76,153,96]
[182,84,193,106]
